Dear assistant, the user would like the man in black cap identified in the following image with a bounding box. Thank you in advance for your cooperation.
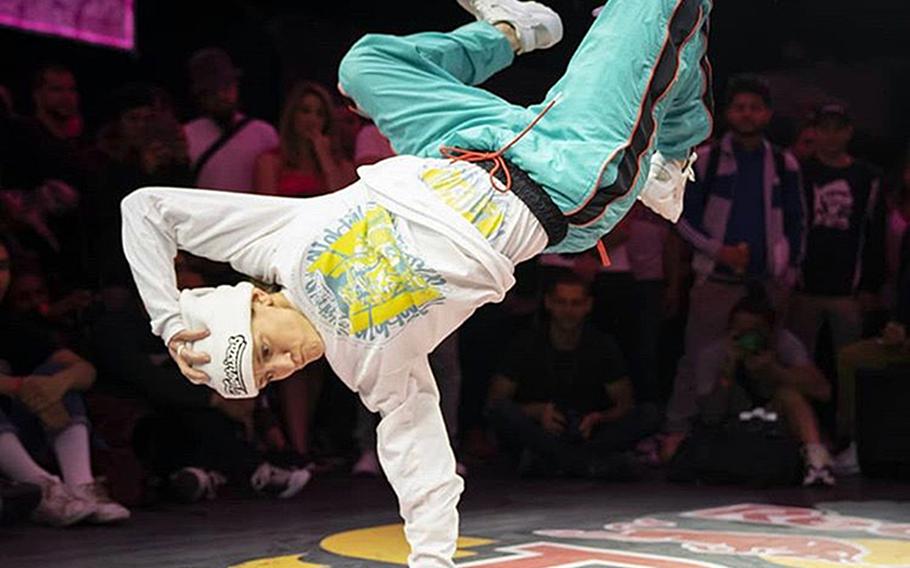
[183,47,278,192]
[788,104,885,367]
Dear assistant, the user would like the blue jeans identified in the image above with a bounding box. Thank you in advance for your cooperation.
[0,362,90,463]
[339,0,713,253]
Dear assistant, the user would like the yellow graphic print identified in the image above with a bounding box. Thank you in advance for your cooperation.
[305,205,446,340]
[421,166,505,239]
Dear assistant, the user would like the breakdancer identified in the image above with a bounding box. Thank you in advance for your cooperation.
[121,0,713,565]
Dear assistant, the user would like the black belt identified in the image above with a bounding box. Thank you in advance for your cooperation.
[477,158,567,248]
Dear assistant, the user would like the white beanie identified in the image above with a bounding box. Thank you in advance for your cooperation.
[178,282,258,399]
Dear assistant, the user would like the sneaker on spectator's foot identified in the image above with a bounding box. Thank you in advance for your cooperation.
[802,444,836,487]
[803,464,836,487]
[638,151,697,222]
[71,479,131,524]
[352,449,382,477]
[457,0,563,54]
[250,463,312,499]
[30,477,93,527]
[833,442,861,476]
[169,467,227,503]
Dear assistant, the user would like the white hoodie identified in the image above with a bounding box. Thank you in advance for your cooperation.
[121,155,546,567]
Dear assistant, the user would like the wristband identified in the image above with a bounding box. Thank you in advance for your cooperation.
[11,377,24,394]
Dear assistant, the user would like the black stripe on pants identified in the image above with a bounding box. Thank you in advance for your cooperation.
[568,0,705,227]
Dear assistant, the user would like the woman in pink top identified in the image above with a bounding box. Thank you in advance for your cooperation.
[254,81,356,196]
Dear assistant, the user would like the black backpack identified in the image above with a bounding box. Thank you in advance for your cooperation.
[668,418,803,487]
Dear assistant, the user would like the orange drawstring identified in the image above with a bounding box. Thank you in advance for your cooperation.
[596,240,611,267]
[439,96,560,193]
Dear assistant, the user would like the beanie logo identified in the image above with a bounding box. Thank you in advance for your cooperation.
[223,335,249,395]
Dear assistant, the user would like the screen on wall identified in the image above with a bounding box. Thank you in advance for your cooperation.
[0,0,134,50]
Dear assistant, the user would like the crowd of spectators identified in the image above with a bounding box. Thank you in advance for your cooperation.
[1,44,908,528]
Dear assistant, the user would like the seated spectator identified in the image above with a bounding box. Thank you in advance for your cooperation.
[834,213,910,474]
[254,81,356,196]
[486,271,659,479]
[87,267,311,504]
[662,288,835,486]
[0,240,129,526]
[6,264,93,348]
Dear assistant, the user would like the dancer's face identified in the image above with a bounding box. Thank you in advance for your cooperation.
[725,93,772,137]
[250,289,325,389]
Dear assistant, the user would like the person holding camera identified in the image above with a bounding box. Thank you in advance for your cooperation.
[486,270,659,479]
[665,288,835,486]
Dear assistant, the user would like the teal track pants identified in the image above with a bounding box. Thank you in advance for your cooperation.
[338,0,713,253]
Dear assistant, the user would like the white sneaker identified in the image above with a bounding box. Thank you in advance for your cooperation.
[638,150,697,222]
[352,449,382,477]
[169,467,227,503]
[71,479,131,524]
[802,444,836,487]
[457,0,563,54]
[833,442,861,476]
[30,477,93,527]
[803,464,836,487]
[250,463,312,499]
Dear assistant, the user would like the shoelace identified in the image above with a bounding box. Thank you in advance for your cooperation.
[682,151,698,182]
[439,95,561,193]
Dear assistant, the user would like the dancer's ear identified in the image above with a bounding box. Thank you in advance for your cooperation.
[250,287,274,307]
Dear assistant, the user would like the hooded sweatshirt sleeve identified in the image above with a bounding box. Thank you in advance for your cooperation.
[120,186,300,345]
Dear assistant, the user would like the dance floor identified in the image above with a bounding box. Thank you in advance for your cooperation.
[4,472,910,567]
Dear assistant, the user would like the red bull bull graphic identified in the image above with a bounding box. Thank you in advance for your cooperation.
[682,504,910,540]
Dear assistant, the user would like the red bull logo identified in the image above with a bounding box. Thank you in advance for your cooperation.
[231,502,910,568]
[683,504,910,540]
[538,519,869,563]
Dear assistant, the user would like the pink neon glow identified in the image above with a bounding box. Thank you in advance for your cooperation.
[0,1,134,50]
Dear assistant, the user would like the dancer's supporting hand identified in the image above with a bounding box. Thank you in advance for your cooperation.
[168,329,212,385]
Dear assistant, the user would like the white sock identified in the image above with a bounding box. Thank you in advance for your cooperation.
[0,432,55,484]
[53,423,94,487]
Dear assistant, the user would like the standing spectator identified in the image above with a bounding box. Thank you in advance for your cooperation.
[487,271,658,479]
[670,289,835,486]
[787,104,885,361]
[254,81,355,196]
[666,76,805,456]
[881,150,910,311]
[789,119,818,165]
[625,203,683,402]
[89,86,192,289]
[0,240,129,526]
[21,64,95,189]
[184,48,278,192]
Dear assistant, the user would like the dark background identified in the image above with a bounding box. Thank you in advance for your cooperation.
[2,0,908,165]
